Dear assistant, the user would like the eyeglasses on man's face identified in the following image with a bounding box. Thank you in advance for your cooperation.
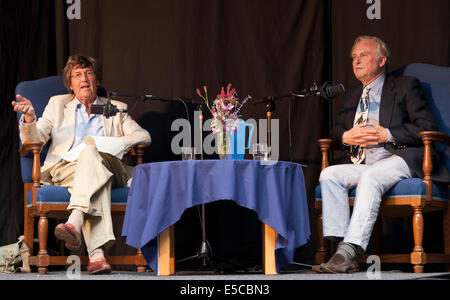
[71,70,95,80]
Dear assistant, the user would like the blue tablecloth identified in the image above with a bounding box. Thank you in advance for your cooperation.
[122,160,310,273]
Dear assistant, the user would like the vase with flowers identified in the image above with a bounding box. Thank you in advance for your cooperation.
[196,84,251,159]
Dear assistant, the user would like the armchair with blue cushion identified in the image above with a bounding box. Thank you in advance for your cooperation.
[315,64,450,273]
[16,76,147,274]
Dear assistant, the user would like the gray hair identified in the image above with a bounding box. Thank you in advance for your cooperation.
[63,54,103,94]
[351,35,391,70]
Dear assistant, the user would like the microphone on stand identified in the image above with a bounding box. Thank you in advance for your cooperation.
[292,82,345,100]
[319,82,346,99]
[90,101,128,118]
[252,82,345,105]
[90,91,148,118]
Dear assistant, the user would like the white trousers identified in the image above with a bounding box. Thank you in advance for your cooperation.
[50,142,134,255]
[319,155,412,250]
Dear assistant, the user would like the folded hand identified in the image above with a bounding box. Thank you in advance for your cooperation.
[343,123,388,147]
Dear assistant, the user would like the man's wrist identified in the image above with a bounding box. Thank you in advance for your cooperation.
[20,114,36,124]
[342,131,350,146]
[386,128,395,143]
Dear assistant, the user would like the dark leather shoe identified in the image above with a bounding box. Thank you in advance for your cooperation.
[319,253,359,274]
[87,258,112,275]
[54,223,81,250]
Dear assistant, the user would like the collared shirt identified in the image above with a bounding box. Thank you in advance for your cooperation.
[359,74,394,164]
[70,97,104,150]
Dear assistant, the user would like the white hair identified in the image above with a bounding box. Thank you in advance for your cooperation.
[351,35,391,69]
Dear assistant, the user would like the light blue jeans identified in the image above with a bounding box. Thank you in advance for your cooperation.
[319,155,412,250]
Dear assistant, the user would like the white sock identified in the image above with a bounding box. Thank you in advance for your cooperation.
[66,209,84,232]
[89,248,105,262]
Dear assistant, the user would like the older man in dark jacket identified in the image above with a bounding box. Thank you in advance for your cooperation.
[317,36,449,273]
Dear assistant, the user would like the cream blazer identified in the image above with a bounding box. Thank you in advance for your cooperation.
[19,94,151,184]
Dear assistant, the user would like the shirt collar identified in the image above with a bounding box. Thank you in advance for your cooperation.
[75,97,100,109]
[364,73,385,95]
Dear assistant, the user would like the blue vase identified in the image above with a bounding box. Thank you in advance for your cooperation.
[230,120,255,160]
[217,120,255,160]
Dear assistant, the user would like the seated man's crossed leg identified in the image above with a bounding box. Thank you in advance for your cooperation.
[52,136,133,274]
[318,155,411,273]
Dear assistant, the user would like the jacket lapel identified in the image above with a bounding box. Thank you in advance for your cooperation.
[379,75,396,128]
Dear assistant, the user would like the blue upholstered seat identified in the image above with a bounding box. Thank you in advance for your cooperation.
[315,178,449,202]
[16,76,122,206]
[16,76,126,207]
[17,76,68,183]
[392,63,450,173]
[26,186,130,207]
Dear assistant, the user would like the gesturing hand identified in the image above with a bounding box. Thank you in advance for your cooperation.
[12,95,36,123]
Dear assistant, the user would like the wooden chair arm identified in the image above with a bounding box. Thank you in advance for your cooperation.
[420,131,450,145]
[21,142,146,207]
[19,142,44,157]
[318,132,447,204]
[20,142,44,207]
[134,144,147,165]
[419,131,450,203]
[125,144,147,165]
[317,139,340,171]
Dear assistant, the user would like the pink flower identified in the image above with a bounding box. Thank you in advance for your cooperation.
[222,103,234,111]
[226,84,236,98]
[196,83,249,134]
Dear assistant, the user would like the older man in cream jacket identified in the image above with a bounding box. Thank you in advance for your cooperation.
[12,54,151,275]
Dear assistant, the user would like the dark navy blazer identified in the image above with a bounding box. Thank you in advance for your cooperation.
[332,74,450,183]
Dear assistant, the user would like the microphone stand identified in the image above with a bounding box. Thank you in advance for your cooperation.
[252,86,327,164]
[109,92,198,124]
[141,95,194,124]
[197,103,204,161]
[175,104,212,267]
[112,91,247,271]
[175,103,248,272]
[252,94,292,161]
[265,97,275,151]
[112,91,210,267]
[195,103,209,266]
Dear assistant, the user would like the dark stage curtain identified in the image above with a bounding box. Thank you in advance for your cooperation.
[68,0,329,162]
[0,0,68,246]
[3,0,448,270]
[68,0,328,267]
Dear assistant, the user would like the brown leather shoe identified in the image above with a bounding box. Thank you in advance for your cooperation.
[54,223,81,250]
[319,253,359,274]
[311,264,325,273]
[87,258,112,275]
